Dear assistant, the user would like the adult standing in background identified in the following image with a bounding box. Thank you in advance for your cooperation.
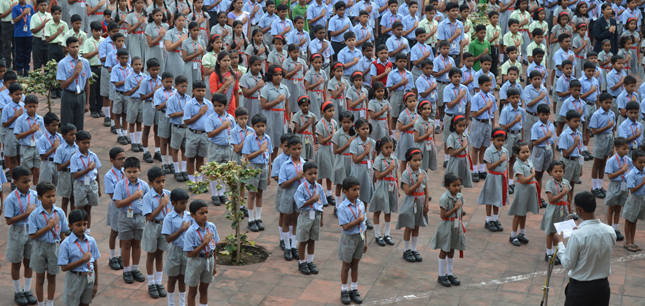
[554,191,616,306]
[593,3,618,55]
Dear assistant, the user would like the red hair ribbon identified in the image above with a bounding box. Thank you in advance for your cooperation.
[275,35,284,40]
[274,67,283,73]
[453,115,465,123]
[404,92,416,102]
[298,95,309,102]
[410,149,422,155]
[418,100,430,108]
[559,12,569,17]
[210,34,220,41]
[333,62,344,70]
[311,53,323,59]
[537,7,544,12]
[352,71,363,77]
[493,130,507,138]
[321,101,333,110]
[577,22,587,30]
[627,18,636,25]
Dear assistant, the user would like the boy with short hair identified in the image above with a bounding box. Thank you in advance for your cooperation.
[616,75,638,131]
[436,2,464,66]
[529,103,555,197]
[57,36,92,131]
[433,41,455,133]
[501,18,522,60]
[44,6,68,99]
[470,75,497,182]
[526,28,547,64]
[468,24,490,72]
[338,31,363,81]
[271,133,293,249]
[30,0,51,73]
[618,101,642,159]
[5,166,37,306]
[558,110,584,207]
[328,1,353,58]
[416,59,438,118]
[258,0,277,48]
[401,1,419,47]
[589,93,616,199]
[604,136,630,241]
[473,55,497,92]
[410,28,434,83]
[166,74,190,182]
[527,48,548,85]
[3,83,25,177]
[442,67,471,168]
[418,5,438,48]
[485,11,501,76]
[113,156,150,284]
[385,22,410,64]
[182,81,214,187]
[460,52,475,94]
[28,181,68,306]
[204,93,235,206]
[138,58,163,164]
[184,200,219,306]
[558,80,588,136]
[53,123,78,215]
[554,33,576,79]
[380,0,403,42]
[37,112,61,186]
[309,25,334,76]
[370,45,393,86]
[83,21,105,118]
[352,10,374,51]
[555,60,576,135]
[522,70,550,149]
[62,14,87,49]
[142,166,171,299]
[70,130,101,235]
[110,47,132,145]
[124,56,145,153]
[98,22,119,129]
[580,61,601,161]
[161,188,193,306]
[295,161,327,275]
[242,114,273,234]
[104,146,125,271]
[270,4,294,39]
[387,53,415,138]
[357,42,374,89]
[500,46,523,83]
[607,55,626,117]
[11,0,34,77]
[499,66,523,111]
[14,94,44,186]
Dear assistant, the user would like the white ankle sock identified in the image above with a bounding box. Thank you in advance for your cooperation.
[307,254,314,263]
[109,249,115,258]
[117,129,122,136]
[143,147,149,153]
[384,222,391,236]
[445,153,450,162]
[435,119,440,126]
[136,131,142,143]
[479,164,486,172]
[326,190,331,196]
[155,147,161,153]
[403,240,410,250]
[510,231,517,238]
[486,216,492,222]
[493,214,499,221]
[104,106,110,116]
[174,162,180,173]
[179,292,186,305]
[256,207,262,219]
[13,279,21,293]
[374,223,381,237]
[341,283,348,292]
[167,292,175,306]
[121,129,127,136]
[278,226,283,241]
[132,264,139,271]
[248,209,255,221]
[410,236,418,251]
[291,234,298,249]
[335,196,341,207]
[182,161,187,171]
[161,155,166,164]
[148,275,155,285]
[446,258,454,275]
[155,271,163,284]
[612,224,618,230]
[509,179,514,185]
[130,133,136,142]
[38,302,44,306]
[438,258,446,276]
[111,119,115,126]
[519,228,526,235]
[351,282,358,290]
[210,181,219,196]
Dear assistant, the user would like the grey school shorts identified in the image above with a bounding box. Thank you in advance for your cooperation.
[100,67,110,97]
[106,199,120,232]
[246,163,268,191]
[443,114,455,143]
[185,255,216,287]
[296,211,322,242]
[6,224,33,263]
[504,132,522,157]
[164,244,188,277]
[30,240,61,275]
[470,119,492,149]
[0,125,7,144]
[337,232,364,263]
[593,133,614,159]
[62,270,94,306]
[157,115,172,139]
[4,128,20,157]
[20,145,42,169]
[73,180,100,208]
[390,90,405,118]
[117,213,145,241]
[531,146,554,172]
[185,130,209,158]
[142,221,168,253]
[57,171,74,198]
[126,98,144,124]
[170,124,188,150]
[561,157,582,183]
[109,83,116,101]
[40,160,59,186]
[112,91,128,115]
[437,82,447,107]
[585,103,596,125]
[143,100,160,126]
[208,143,233,164]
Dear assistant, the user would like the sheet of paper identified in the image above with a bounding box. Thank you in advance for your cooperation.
[554,219,577,239]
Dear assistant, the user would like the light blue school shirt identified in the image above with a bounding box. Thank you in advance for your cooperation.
[162,210,193,248]
[398,2,409,16]
[433,54,455,82]
[0,89,10,110]
[580,75,600,104]
[461,66,475,93]
[216,0,230,13]
[70,150,102,182]
[105,49,132,69]
[618,118,643,147]
[416,73,437,103]
[57,234,101,272]
[183,222,220,254]
[607,69,626,97]
[443,83,471,115]
[183,98,214,131]
[373,0,386,17]
[527,62,548,84]
[98,36,116,65]
[155,87,177,116]
[242,1,262,25]
[258,12,278,31]
[55,55,92,91]
[13,114,44,146]
[627,167,645,196]
[142,188,172,220]
[113,178,150,214]
[639,82,645,101]
[606,153,632,182]
[1,101,24,128]
[270,18,294,36]
[4,189,38,226]
[28,205,69,243]
[499,81,524,107]
[555,74,576,102]
[53,141,78,170]
[338,46,363,76]
[379,11,403,35]
[354,1,379,27]
[124,71,145,99]
[473,69,497,90]
[204,112,235,145]
[617,90,639,111]
[589,107,616,134]
[471,91,497,120]
[278,156,306,186]
[357,56,372,86]
[37,131,63,158]
[230,124,253,147]
[307,1,328,28]
[328,15,353,43]
[436,18,464,55]
[203,0,218,11]
[385,35,410,62]
[402,14,418,40]
[559,96,588,121]
[352,23,374,51]
[558,126,583,157]
[410,43,434,68]
[530,120,555,147]
[498,104,525,131]
[386,68,414,91]
[241,133,273,164]
[337,198,367,234]
[522,83,550,113]
[369,58,390,78]
[553,48,576,77]
[295,180,327,211]
[110,64,133,92]
[135,74,162,101]
[286,30,310,54]
[103,166,124,195]
[619,7,641,26]
[271,152,289,178]
[309,38,334,65]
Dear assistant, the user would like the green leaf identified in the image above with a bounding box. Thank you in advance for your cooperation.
[245,184,258,193]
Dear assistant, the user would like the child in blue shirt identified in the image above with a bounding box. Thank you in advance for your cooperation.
[623,149,645,252]
[124,56,145,153]
[2,83,26,179]
[161,188,193,306]
[14,95,45,185]
[604,137,630,242]
[557,110,583,205]
[110,47,132,145]
[460,52,475,94]
[53,123,78,215]
[161,74,185,180]
[69,130,102,234]
[385,22,410,63]
[204,94,235,205]
[242,113,273,234]
[182,81,214,187]
[11,0,34,77]
[410,28,434,84]
[618,101,642,160]
[183,200,219,306]
[499,88,526,193]
[278,136,306,259]
[589,94,616,198]
[416,60,438,118]
[104,147,126,270]
[271,133,292,250]
[136,59,164,165]
[37,113,62,187]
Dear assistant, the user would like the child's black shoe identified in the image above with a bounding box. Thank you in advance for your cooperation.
[384,235,395,245]
[412,250,422,262]
[298,262,311,275]
[403,250,416,262]
[123,271,134,284]
[616,230,625,241]
[517,234,529,244]
[283,248,292,261]
[132,270,146,282]
[291,248,300,260]
[148,284,160,299]
[307,262,319,274]
[23,290,36,305]
[248,221,259,232]
[341,290,351,304]
[437,275,451,287]
[14,291,27,306]
[375,236,386,246]
[280,240,285,250]
[509,236,520,246]
[109,257,121,270]
[447,275,461,286]
[349,290,363,304]
[494,221,503,231]
[118,256,124,269]
[485,221,497,232]
[256,219,265,231]
[156,284,167,297]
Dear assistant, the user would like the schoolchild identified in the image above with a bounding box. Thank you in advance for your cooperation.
[286,16,309,62]
[267,36,288,68]
[345,72,370,125]
[240,55,266,120]
[242,114,273,233]
[328,63,350,122]
[46,7,69,95]
[370,45,393,89]
[164,13,188,82]
[526,48,548,86]
[557,80,587,136]
[69,130,102,234]
[83,21,106,118]
[385,22,410,65]
[2,83,25,178]
[558,110,584,208]
[442,68,471,169]
[11,0,34,76]
[472,55,497,92]
[580,61,601,160]
[161,188,193,306]
[294,161,327,275]
[230,107,252,165]
[607,55,626,117]
[110,47,133,145]
[62,14,87,50]
[244,30,269,75]
[386,53,415,137]
[278,136,305,259]
[86,0,107,34]
[367,81,390,141]
[314,102,336,206]
[436,2,464,66]
[623,149,645,252]
[283,44,308,116]
[588,93,615,198]
[499,66,523,111]
[469,75,497,182]
[460,52,476,95]
[182,81,214,186]
[182,22,206,93]
[413,99,437,171]
[615,75,638,130]
[14,95,45,185]
[370,137,399,247]
[271,133,292,249]
[349,118,376,229]
[260,65,289,160]
[145,8,169,72]
[618,101,642,159]
[328,2,353,59]
[309,25,334,76]
[53,123,78,215]
[604,137,630,242]
[98,22,119,130]
[415,60,438,121]
[204,93,235,205]
[478,128,509,232]
[30,0,51,73]
[125,56,146,153]
[445,115,473,188]
[56,36,92,132]
[507,141,540,246]
[304,54,327,119]
[164,74,190,182]
[138,58,164,164]
[37,112,62,187]
[293,96,317,160]
[530,103,555,200]
[331,111,355,214]
[353,10,375,51]
[104,147,125,270]
[396,93,418,166]
[522,70,550,145]
[539,161,571,264]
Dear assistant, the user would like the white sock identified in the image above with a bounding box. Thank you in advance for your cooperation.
[132,264,139,271]
[124,266,131,272]
[435,119,440,126]
[188,175,195,182]
[446,257,454,275]
[248,208,255,221]
[486,216,492,222]
[278,226,283,241]
[445,153,450,162]
[155,147,161,153]
[122,129,127,136]
[130,132,136,142]
[155,271,163,284]
[148,274,155,285]
[161,155,166,164]
[167,292,175,306]
[510,231,517,238]
[111,119,115,126]
[46,301,54,306]
[168,155,174,164]
[291,234,298,249]
[384,222,391,236]
[109,249,116,258]
[143,147,149,153]
[182,161,187,171]
[479,164,486,172]
[583,145,588,151]
[118,248,121,256]
[199,304,207,306]
[218,183,226,196]
[289,225,293,235]
[38,302,45,306]
[210,181,219,196]
[117,129,123,136]
[374,223,381,237]
[519,228,526,235]
[612,224,618,230]
[474,163,479,173]
[104,106,110,116]
[438,258,446,276]
[351,282,358,291]
[335,196,341,206]
[179,292,186,306]
[174,162,180,173]
[410,236,418,251]
[256,207,262,220]
[403,240,410,250]
[341,283,349,292]
[493,214,499,221]
[307,254,314,263]
[509,179,514,185]
[299,259,306,264]
[13,279,22,293]
[546,248,554,255]
[136,131,142,143]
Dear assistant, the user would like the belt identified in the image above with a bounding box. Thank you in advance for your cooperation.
[403,130,414,134]
[134,31,144,34]
[173,124,187,128]
[246,96,258,99]
[410,192,424,197]
[189,128,205,134]
[46,157,54,161]
[115,90,125,94]
[441,216,466,258]
[173,50,181,53]
[358,161,368,164]
[456,153,474,170]
[489,170,508,206]
[507,129,521,134]
[149,219,163,224]
[375,117,387,121]
[61,168,70,172]
[474,118,490,123]
[527,180,542,206]
[562,155,579,160]
[200,27,206,30]
[286,77,303,81]
[270,108,284,112]
[64,89,85,95]
[297,131,313,135]
[90,12,104,15]
[160,109,166,113]
[552,200,571,214]
[71,270,93,276]
[198,251,215,258]
[527,111,537,116]
[569,277,608,283]
[341,153,351,156]
[321,142,332,146]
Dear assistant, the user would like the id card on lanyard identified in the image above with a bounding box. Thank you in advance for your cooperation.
[26,117,37,146]
[348,204,364,240]
[42,211,60,240]
[126,182,140,218]
[616,155,628,191]
[541,125,551,151]
[16,190,30,228]
[75,240,95,283]
[80,154,92,185]
[304,182,319,220]
[454,88,463,113]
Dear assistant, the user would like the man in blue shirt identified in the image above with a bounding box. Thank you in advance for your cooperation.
[56,37,92,131]
[11,0,33,76]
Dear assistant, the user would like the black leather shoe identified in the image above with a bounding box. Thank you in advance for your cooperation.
[616,229,625,241]
[333,207,338,217]
[412,250,422,262]
[156,284,167,297]
[154,151,162,162]
[131,144,140,152]
[327,195,336,206]
[126,136,132,144]
[437,275,451,287]
[182,172,190,182]
[219,195,228,204]
[123,271,134,283]
[118,136,128,145]
[472,172,480,182]
[175,172,185,182]
[447,275,461,286]
[168,163,175,173]
[111,125,117,134]
[541,198,548,208]
[517,234,529,244]
[143,151,154,163]
[485,221,497,232]
[118,256,124,269]
[241,206,249,217]
[14,291,28,306]
[291,248,300,260]
[480,172,487,179]
[132,270,146,282]
[148,284,160,299]
[384,235,395,245]
[91,111,99,118]
[109,257,121,270]
[280,240,285,250]
[99,110,106,117]
[161,164,171,174]
[341,290,351,304]
[375,236,386,246]
[545,253,552,262]
[349,290,363,304]
[443,161,448,168]
[494,220,503,232]
[211,196,221,206]
[23,290,36,305]
[248,221,259,232]
[509,236,521,246]
[256,219,265,231]
[307,262,319,274]
[365,219,374,230]
[104,117,111,126]
[600,188,607,196]
[284,248,293,261]
[299,262,311,275]
[508,184,515,194]
[403,250,416,262]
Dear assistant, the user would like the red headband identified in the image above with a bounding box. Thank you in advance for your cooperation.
[210,34,220,41]
[404,92,416,102]
[537,7,544,12]
[453,115,465,123]
[298,96,309,103]
[311,53,323,60]
[274,67,283,73]
[275,35,284,40]
[410,149,421,155]
[627,17,636,24]
[333,62,344,70]
[418,100,430,109]
[577,22,587,30]
[559,12,569,17]
[352,71,363,78]
[321,101,333,111]
[493,130,507,138]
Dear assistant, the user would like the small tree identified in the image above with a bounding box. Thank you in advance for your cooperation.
[188,160,262,264]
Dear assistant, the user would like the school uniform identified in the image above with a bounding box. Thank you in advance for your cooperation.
[618,118,643,159]
[182,36,206,93]
[558,96,588,132]
[125,71,146,125]
[379,10,403,39]
[142,189,172,253]
[86,0,106,33]
[356,56,372,90]
[0,0,18,69]
[430,190,466,253]
[144,23,169,72]
[369,153,399,214]
[461,66,476,95]
[183,222,219,287]
[14,113,44,170]
[260,83,289,144]
[303,69,327,119]
[349,137,376,203]
[580,75,600,123]
[472,69,497,91]
[2,100,25,157]
[540,178,573,234]
[292,110,316,159]
[58,233,101,306]
[365,97,389,140]
[507,159,540,216]
[558,126,584,183]
[415,73,437,118]
[30,11,51,71]
[530,120,555,172]
[386,68,414,117]
[522,83,550,140]
[499,81,524,108]
[231,124,252,163]
[589,107,616,159]
[599,51,613,91]
[44,20,69,66]
[385,35,410,64]
[187,10,210,44]
[242,133,273,190]
[331,128,352,188]
[28,204,69,275]
[396,166,428,229]
[442,83,471,143]
[11,3,34,73]
[433,54,455,110]
[470,91,497,149]
[437,18,464,65]
[337,198,367,263]
[164,27,188,74]
[204,112,235,164]
[61,29,87,49]
[38,131,62,186]
[257,13,277,47]
[5,189,37,263]
[139,74,164,132]
[104,166,124,232]
[327,77,349,122]
[82,35,104,114]
[0,89,10,144]
[445,131,473,187]
[166,91,190,151]
[478,145,510,207]
[286,30,310,61]
[54,140,79,198]
[98,36,116,98]
[282,56,307,111]
[327,14,353,59]
[161,210,193,276]
[618,47,632,75]
[352,23,374,52]
[244,42,269,74]
[278,156,306,214]
[113,178,150,241]
[616,91,639,128]
[111,63,133,117]
[294,180,327,242]
[623,167,645,222]
[605,154,632,207]
[183,98,214,159]
[313,117,336,179]
[606,69,626,119]
[70,149,102,208]
[527,62,548,86]
[572,34,591,79]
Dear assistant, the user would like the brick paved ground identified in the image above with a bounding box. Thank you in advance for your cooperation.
[0,96,643,306]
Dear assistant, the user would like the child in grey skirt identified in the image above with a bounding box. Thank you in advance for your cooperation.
[539,161,571,264]
[349,118,376,229]
[623,149,645,252]
[332,111,355,213]
[396,93,419,167]
[329,63,351,122]
[431,172,466,288]
[315,102,337,206]
[293,96,317,160]
[413,100,438,171]
[478,128,510,232]
[346,72,370,121]
[367,81,391,141]
[282,44,308,114]
[507,141,540,246]
[370,137,399,247]
[445,115,473,188]
[397,148,429,262]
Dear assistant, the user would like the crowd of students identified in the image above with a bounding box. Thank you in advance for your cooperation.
[1,0,645,304]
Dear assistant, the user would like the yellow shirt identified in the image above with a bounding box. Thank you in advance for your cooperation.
[0,0,18,22]
[29,11,51,40]
[44,20,69,44]
[82,36,104,66]
[62,29,87,47]
[485,24,501,46]
[419,18,438,45]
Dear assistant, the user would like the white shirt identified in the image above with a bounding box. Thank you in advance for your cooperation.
[557,218,616,281]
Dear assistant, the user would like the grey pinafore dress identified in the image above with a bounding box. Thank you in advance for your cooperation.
[293,110,317,160]
[477,145,509,207]
[315,117,337,180]
[260,83,290,147]
[125,11,147,61]
[304,69,327,119]
[145,22,169,72]
[507,159,541,216]
[181,36,206,93]
[164,27,188,74]
[282,56,308,112]
[395,109,418,161]
[396,167,429,229]
[430,190,467,252]
[346,86,369,121]
[349,137,376,204]
[332,129,353,185]
[413,116,437,171]
[540,178,572,234]
[239,72,263,119]
[445,132,473,188]
[369,153,399,214]
[368,98,391,141]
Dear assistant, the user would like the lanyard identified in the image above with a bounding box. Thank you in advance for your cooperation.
[156,192,170,217]
[42,211,58,239]
[383,157,395,179]
[348,204,361,233]
[322,118,334,137]
[70,59,80,85]
[26,117,37,140]
[46,132,56,147]
[616,154,626,181]
[630,124,639,145]
[292,159,302,182]
[19,7,27,24]
[126,181,140,209]
[197,227,211,252]
[540,124,550,145]
[570,132,582,153]
[119,66,128,80]
[162,89,172,101]
[439,54,448,68]
[304,181,318,209]
[479,92,491,116]
[111,168,122,182]
[417,43,426,55]
[15,190,30,214]
[79,153,92,170]
[571,98,582,113]
[423,75,434,91]
[255,136,267,161]
[405,109,415,123]
[75,239,92,270]
[453,88,462,110]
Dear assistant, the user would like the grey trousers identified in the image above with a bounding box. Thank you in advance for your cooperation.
[61,90,87,131]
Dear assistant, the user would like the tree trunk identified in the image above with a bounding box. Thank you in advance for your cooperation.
[236,183,242,265]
